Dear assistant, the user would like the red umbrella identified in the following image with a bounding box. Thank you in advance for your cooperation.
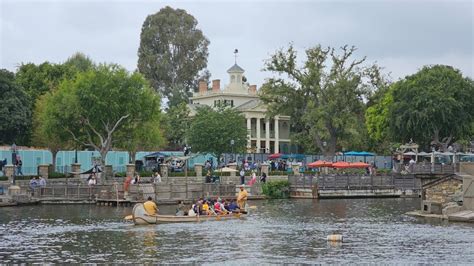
[307,160,333,168]
[268,153,283,159]
[332,161,351,168]
[349,162,370,168]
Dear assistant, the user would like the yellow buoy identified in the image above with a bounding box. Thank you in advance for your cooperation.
[326,234,343,242]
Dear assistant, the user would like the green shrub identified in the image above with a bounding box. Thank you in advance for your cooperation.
[169,171,196,177]
[269,171,288,176]
[49,172,66,179]
[0,176,7,181]
[12,175,37,180]
[115,172,126,177]
[262,180,290,199]
[138,171,154,177]
[377,168,392,174]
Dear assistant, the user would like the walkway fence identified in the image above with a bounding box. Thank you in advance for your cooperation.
[289,174,421,192]
[10,179,263,202]
[393,163,455,175]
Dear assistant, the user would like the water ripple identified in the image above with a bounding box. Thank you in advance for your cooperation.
[0,198,473,264]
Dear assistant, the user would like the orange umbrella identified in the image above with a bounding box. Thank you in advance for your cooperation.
[349,162,370,168]
[307,160,333,168]
[332,161,351,168]
[268,153,283,159]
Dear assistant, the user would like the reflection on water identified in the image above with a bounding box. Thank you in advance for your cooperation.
[1,198,473,264]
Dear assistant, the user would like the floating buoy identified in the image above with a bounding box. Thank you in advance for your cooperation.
[326,234,343,242]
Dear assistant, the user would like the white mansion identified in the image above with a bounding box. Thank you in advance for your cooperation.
[189,62,291,154]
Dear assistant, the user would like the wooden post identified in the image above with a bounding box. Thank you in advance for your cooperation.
[185,159,188,200]
[194,163,203,177]
[38,164,50,179]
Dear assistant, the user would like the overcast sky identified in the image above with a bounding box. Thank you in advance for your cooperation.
[1,0,472,88]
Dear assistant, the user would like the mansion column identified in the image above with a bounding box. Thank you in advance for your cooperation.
[247,117,252,151]
[256,118,261,153]
[274,117,280,153]
[265,119,270,153]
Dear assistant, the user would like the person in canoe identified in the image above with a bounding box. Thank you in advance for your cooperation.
[176,200,188,216]
[143,196,159,216]
[237,185,248,210]
[227,199,240,213]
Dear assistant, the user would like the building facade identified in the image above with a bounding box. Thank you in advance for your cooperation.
[189,63,291,154]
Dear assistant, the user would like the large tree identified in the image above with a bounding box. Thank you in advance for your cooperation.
[33,90,75,169]
[367,65,474,151]
[116,112,164,164]
[187,105,247,161]
[24,53,94,162]
[63,52,95,73]
[0,69,31,145]
[137,6,209,105]
[40,64,163,168]
[260,45,384,157]
[15,62,76,105]
[162,102,190,150]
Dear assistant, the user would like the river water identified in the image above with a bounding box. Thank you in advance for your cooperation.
[0,198,473,264]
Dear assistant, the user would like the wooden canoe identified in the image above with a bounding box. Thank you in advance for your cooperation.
[131,203,246,225]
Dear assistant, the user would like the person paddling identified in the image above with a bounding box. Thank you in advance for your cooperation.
[237,185,248,210]
[143,196,159,216]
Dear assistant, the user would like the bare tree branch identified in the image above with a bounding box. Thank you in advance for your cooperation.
[65,127,99,151]
[84,118,105,147]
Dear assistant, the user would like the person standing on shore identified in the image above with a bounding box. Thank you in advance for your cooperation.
[39,176,46,195]
[153,172,162,183]
[239,168,245,185]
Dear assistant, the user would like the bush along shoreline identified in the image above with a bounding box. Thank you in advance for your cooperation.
[262,180,290,199]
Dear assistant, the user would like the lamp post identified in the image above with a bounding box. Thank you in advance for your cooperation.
[75,148,78,164]
[231,139,235,162]
[11,143,17,185]
[323,141,327,160]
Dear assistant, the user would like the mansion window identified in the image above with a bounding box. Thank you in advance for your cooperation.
[214,99,234,107]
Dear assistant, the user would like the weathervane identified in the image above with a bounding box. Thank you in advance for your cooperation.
[234,48,238,64]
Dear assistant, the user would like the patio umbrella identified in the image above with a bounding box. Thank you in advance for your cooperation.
[349,162,370,168]
[332,161,351,168]
[268,153,283,159]
[307,160,333,168]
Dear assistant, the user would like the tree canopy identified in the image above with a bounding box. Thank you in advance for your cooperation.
[63,52,95,73]
[186,105,247,160]
[163,102,190,150]
[33,89,75,167]
[260,44,385,157]
[15,62,76,105]
[367,65,474,151]
[137,6,209,106]
[0,69,31,145]
[39,64,163,166]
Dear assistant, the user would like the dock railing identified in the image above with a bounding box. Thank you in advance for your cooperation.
[290,174,421,192]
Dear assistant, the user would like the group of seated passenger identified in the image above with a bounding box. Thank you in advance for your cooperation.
[176,197,240,216]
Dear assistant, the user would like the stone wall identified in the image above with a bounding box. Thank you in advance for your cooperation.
[459,163,474,211]
[463,175,474,211]
[425,179,462,204]
[459,162,474,176]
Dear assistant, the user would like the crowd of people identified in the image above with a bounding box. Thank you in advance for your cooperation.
[29,176,46,195]
[142,186,249,217]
